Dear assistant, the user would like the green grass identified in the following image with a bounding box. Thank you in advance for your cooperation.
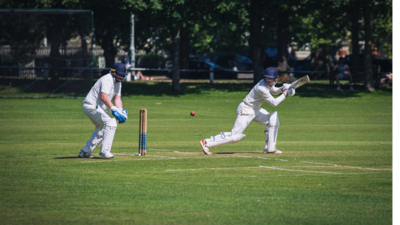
[0,82,392,224]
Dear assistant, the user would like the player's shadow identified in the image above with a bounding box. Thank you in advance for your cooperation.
[53,156,105,159]
[214,152,263,154]
[54,156,77,159]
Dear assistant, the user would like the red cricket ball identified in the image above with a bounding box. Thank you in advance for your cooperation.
[190,111,195,116]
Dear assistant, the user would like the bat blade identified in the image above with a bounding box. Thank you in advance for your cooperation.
[290,75,310,89]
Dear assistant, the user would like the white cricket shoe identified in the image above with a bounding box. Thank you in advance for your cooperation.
[200,140,212,155]
[263,149,283,154]
[99,152,114,159]
[78,149,94,158]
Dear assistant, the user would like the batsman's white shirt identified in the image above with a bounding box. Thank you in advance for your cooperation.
[231,79,285,135]
[83,73,122,109]
[243,79,285,108]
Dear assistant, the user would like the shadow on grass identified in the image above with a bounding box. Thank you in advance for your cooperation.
[122,82,392,98]
[54,156,106,159]
[122,82,254,96]
[2,77,392,98]
[214,152,264,154]
[1,78,93,97]
[54,157,79,159]
[300,83,392,98]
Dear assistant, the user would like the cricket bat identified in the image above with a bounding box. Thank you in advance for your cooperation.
[290,75,310,89]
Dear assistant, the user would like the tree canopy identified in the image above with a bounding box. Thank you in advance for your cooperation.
[0,0,392,92]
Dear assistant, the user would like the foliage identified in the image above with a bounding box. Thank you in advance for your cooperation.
[0,0,392,66]
[0,13,44,66]
[288,0,392,56]
[135,52,169,68]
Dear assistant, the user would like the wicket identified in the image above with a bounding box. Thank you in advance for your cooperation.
[139,108,147,156]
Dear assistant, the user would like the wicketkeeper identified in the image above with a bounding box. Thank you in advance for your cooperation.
[79,63,129,159]
[200,67,295,154]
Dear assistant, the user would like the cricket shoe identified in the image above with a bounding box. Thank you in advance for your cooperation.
[99,152,114,159]
[78,149,94,158]
[263,149,282,154]
[200,140,212,155]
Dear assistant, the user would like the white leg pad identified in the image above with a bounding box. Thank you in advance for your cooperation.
[100,118,117,154]
[264,129,269,151]
[266,111,280,152]
[205,132,246,148]
[83,128,103,153]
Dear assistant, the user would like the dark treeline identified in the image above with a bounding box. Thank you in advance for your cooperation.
[0,0,392,92]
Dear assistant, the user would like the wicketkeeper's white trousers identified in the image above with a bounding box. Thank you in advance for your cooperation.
[82,103,117,154]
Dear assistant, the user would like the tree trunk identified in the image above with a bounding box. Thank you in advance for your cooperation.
[180,28,190,70]
[80,33,88,68]
[49,37,61,88]
[172,29,180,94]
[277,10,289,62]
[47,15,62,88]
[101,26,117,71]
[363,2,374,92]
[351,5,360,78]
[249,0,264,84]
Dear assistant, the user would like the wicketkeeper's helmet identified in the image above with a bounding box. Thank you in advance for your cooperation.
[110,62,127,82]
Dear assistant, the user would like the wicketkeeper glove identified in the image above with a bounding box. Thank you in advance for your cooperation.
[111,106,126,123]
[120,108,128,119]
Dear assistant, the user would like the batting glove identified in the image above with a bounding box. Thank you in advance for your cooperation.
[281,83,291,92]
[287,88,295,97]
[111,106,126,123]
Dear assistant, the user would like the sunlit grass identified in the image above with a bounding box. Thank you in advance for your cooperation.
[0,83,392,224]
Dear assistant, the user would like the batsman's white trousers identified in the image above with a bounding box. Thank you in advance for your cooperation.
[231,102,271,135]
[204,102,272,149]
[82,103,117,154]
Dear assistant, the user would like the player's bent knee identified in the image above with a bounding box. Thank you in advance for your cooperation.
[231,134,246,143]
[104,118,118,128]
[269,111,279,127]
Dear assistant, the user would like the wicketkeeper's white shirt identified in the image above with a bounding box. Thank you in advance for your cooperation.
[83,73,122,110]
[243,79,285,108]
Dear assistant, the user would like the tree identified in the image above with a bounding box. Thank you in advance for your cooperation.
[0,12,44,66]
[80,0,131,68]
[249,0,264,83]
[143,0,185,94]
[1,0,391,93]
[142,0,247,93]
[172,29,180,94]
[350,1,361,77]
[363,1,374,92]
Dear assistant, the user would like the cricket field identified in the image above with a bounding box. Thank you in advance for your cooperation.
[0,81,393,224]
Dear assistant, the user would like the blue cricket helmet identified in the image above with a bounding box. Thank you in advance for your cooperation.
[111,62,127,76]
[263,67,278,79]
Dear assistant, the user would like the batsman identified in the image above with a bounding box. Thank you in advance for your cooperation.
[78,63,129,159]
[200,67,296,155]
